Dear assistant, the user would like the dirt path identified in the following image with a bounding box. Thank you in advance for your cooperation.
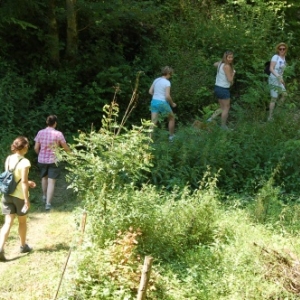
[0,170,78,300]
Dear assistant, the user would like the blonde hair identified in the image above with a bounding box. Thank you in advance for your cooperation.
[11,136,29,152]
[275,42,288,54]
[161,66,174,76]
[221,50,234,71]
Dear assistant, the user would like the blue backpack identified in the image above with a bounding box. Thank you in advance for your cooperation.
[0,156,23,195]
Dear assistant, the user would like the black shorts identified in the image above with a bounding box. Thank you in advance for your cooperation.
[38,163,60,179]
[2,195,27,216]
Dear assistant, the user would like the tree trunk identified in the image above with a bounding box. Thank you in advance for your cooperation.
[48,0,60,67]
[66,0,78,61]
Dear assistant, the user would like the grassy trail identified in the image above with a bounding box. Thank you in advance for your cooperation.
[0,169,78,300]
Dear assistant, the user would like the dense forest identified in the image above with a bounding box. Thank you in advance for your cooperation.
[1,1,300,299]
[0,0,299,138]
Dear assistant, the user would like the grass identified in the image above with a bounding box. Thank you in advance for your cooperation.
[0,166,79,300]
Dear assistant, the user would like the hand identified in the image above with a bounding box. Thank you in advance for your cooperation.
[172,103,177,108]
[24,200,30,210]
[28,181,36,188]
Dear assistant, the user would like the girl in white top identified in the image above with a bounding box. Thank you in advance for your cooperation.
[268,42,288,121]
[149,66,177,141]
[208,51,235,129]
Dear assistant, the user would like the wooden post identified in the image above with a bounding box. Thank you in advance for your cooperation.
[79,211,87,245]
[137,256,153,300]
[53,212,88,300]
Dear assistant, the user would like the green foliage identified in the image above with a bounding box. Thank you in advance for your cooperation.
[59,100,300,299]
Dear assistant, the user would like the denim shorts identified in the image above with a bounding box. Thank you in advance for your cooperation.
[150,99,172,114]
[2,194,27,216]
[214,85,230,100]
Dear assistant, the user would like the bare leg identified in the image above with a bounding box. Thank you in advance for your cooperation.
[219,99,231,126]
[18,215,27,247]
[0,214,15,252]
[46,178,56,205]
[209,108,222,120]
[278,92,287,106]
[168,113,175,136]
[42,176,48,198]
[150,112,158,139]
[268,98,276,120]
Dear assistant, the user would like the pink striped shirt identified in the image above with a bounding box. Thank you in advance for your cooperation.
[34,127,66,164]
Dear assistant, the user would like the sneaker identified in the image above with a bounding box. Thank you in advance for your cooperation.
[42,196,47,203]
[169,135,175,142]
[45,203,52,210]
[221,125,232,131]
[0,251,6,262]
[20,244,32,254]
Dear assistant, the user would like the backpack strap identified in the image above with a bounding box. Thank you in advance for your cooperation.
[6,155,24,172]
[217,62,222,73]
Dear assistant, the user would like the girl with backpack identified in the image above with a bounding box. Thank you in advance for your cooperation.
[0,136,36,262]
[268,42,288,121]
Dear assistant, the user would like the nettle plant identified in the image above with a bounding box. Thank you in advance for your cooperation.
[59,81,153,236]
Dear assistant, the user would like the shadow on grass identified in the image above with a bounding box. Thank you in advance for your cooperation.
[3,251,34,262]
[35,242,70,253]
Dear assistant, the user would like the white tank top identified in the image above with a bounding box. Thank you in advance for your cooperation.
[215,63,230,88]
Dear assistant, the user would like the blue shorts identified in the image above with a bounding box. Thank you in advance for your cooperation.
[214,85,230,100]
[150,99,172,114]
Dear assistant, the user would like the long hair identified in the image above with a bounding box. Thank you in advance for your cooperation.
[221,50,234,71]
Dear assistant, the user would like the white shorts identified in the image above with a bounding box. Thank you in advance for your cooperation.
[268,77,286,98]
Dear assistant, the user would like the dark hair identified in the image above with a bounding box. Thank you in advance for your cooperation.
[11,136,29,152]
[46,115,57,126]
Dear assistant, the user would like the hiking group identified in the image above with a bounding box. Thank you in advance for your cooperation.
[149,42,288,138]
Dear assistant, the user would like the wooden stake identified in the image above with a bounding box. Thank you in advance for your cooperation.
[53,211,88,300]
[79,211,87,245]
[137,256,153,300]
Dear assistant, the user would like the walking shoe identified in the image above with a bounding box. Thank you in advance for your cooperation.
[0,251,6,262]
[42,196,47,203]
[45,203,52,210]
[20,244,32,254]
[169,135,175,142]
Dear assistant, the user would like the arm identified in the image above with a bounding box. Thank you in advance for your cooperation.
[214,61,221,68]
[149,83,154,96]
[34,141,40,154]
[165,86,176,108]
[60,141,71,153]
[20,167,30,209]
[223,64,235,85]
